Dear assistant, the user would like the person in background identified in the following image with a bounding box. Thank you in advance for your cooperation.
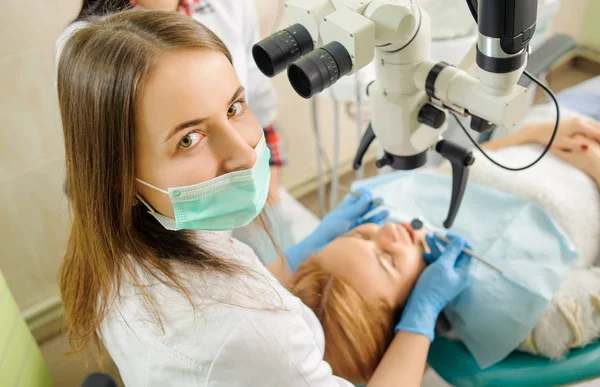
[56,0,292,261]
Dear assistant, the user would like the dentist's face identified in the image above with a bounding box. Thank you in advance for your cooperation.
[313,222,428,308]
[135,49,263,218]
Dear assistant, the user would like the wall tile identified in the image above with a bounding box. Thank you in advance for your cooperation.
[0,48,64,185]
[0,0,81,58]
[0,159,68,310]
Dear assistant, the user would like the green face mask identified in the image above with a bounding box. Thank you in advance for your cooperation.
[136,136,271,231]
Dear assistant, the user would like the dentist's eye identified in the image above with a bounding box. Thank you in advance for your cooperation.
[227,101,246,117]
[179,131,202,149]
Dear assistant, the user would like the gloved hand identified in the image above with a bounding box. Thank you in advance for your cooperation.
[284,188,389,272]
[395,232,472,341]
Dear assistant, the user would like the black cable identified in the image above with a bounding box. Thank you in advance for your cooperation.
[452,69,560,171]
[466,0,478,22]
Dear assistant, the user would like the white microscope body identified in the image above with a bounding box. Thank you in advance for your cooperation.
[253,0,538,227]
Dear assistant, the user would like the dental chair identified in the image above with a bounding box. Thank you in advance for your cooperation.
[0,269,120,387]
[0,270,52,386]
[427,34,600,387]
[428,338,600,387]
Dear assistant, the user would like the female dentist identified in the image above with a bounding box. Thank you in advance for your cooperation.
[57,10,471,386]
[57,0,287,204]
[56,0,303,262]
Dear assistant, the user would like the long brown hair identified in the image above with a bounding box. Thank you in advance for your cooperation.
[292,258,400,384]
[58,10,248,356]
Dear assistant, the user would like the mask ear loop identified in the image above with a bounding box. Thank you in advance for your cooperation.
[136,194,156,214]
[135,178,169,214]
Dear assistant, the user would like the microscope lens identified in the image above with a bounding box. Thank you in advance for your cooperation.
[252,24,314,78]
[287,41,352,99]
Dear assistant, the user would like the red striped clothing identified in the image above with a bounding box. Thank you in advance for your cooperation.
[263,124,286,166]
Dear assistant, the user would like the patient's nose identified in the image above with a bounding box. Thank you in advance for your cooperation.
[375,223,401,246]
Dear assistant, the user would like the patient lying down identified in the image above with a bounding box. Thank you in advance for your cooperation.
[291,222,600,384]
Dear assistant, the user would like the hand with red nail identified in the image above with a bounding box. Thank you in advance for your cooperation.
[527,117,600,151]
[482,117,600,153]
[550,134,600,187]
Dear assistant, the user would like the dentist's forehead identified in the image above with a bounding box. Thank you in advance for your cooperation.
[138,49,240,134]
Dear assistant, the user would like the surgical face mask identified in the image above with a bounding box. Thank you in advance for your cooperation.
[136,135,271,231]
[352,170,579,369]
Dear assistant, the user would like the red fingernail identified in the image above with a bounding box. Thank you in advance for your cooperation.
[581,144,588,151]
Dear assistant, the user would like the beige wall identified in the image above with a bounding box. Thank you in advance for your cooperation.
[0,0,598,315]
[581,0,600,50]
[551,0,589,40]
[0,0,80,311]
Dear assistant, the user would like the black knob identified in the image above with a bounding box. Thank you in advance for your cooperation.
[418,104,446,129]
[470,115,496,133]
[376,155,391,168]
[464,151,475,166]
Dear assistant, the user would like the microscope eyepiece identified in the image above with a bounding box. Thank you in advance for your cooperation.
[252,24,314,78]
[287,41,352,99]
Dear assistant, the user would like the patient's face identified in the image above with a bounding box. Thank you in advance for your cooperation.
[314,222,427,308]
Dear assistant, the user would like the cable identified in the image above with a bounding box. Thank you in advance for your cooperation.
[452,69,560,171]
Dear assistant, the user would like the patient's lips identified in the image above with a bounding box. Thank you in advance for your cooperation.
[400,223,415,243]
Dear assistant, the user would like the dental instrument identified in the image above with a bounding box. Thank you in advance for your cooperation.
[410,218,503,273]
[338,186,398,211]
[252,0,560,229]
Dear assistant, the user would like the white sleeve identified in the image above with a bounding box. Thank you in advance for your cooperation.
[519,267,600,359]
[240,0,278,128]
[206,310,353,387]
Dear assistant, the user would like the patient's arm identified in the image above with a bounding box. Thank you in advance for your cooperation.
[518,267,600,359]
[481,126,533,151]
[483,118,600,151]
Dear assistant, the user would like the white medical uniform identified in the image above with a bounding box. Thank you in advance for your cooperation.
[100,231,353,386]
[55,0,278,129]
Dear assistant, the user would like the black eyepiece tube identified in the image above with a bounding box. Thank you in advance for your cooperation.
[287,41,353,99]
[252,24,314,78]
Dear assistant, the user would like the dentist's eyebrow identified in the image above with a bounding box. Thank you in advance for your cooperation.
[164,86,245,143]
[226,86,245,106]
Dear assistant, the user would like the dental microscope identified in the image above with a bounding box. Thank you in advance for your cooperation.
[252,0,540,228]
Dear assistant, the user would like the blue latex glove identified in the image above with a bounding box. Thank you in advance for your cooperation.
[284,188,389,272]
[423,232,472,264]
[395,232,472,341]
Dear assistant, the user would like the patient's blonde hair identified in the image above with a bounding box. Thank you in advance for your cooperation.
[291,257,400,384]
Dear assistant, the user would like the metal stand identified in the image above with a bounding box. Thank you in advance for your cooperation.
[311,98,326,217]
